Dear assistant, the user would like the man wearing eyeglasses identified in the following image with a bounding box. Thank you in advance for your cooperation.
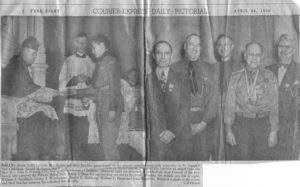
[224,42,279,160]
[266,34,300,160]
[172,34,218,160]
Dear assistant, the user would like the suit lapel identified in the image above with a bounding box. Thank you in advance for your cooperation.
[279,61,297,88]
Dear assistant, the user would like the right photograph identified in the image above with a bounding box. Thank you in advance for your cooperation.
[145,15,300,161]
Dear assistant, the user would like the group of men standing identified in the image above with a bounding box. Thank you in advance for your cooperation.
[147,33,299,161]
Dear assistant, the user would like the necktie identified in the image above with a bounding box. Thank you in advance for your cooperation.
[188,62,199,95]
[248,70,255,87]
[160,71,167,92]
[219,62,225,94]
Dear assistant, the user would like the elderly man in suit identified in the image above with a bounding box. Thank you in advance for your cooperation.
[146,40,194,160]
[172,34,219,160]
[266,34,300,160]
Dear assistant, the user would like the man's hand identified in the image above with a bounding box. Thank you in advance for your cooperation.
[226,130,236,146]
[41,95,53,103]
[159,130,175,144]
[108,111,116,122]
[268,131,278,147]
[191,121,207,135]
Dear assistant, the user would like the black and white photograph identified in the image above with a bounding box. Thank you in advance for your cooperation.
[1,1,300,186]
[145,15,300,161]
[1,16,145,161]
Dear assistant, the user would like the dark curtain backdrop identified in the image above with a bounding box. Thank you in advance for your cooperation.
[44,16,144,89]
[147,16,299,66]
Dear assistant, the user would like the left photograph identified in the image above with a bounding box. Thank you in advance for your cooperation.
[1,16,145,161]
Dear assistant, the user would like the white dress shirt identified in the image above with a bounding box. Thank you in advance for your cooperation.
[278,65,287,85]
[155,67,169,82]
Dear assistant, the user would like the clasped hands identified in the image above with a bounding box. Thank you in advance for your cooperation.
[159,130,175,144]
[159,121,207,144]
[191,121,207,135]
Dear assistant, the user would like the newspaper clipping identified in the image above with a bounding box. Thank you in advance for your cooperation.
[1,0,300,186]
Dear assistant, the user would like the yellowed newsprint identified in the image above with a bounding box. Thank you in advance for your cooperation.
[1,0,300,187]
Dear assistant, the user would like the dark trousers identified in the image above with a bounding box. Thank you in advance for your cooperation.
[227,115,271,160]
[96,93,121,161]
[171,138,194,160]
[270,121,296,160]
[66,114,102,160]
[148,135,193,161]
[14,112,58,160]
[148,131,173,161]
[191,123,217,161]
[118,144,143,161]
[190,110,218,161]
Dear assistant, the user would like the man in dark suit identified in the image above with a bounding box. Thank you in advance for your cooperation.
[172,34,219,160]
[266,34,300,160]
[146,40,193,160]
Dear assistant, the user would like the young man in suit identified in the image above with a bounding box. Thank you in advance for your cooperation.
[266,34,300,160]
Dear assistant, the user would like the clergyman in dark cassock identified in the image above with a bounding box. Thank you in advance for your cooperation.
[2,36,59,160]
[147,40,194,160]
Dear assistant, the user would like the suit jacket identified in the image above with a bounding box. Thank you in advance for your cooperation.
[2,55,40,97]
[160,68,192,140]
[146,68,192,140]
[146,72,168,160]
[266,61,299,125]
[171,58,219,126]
